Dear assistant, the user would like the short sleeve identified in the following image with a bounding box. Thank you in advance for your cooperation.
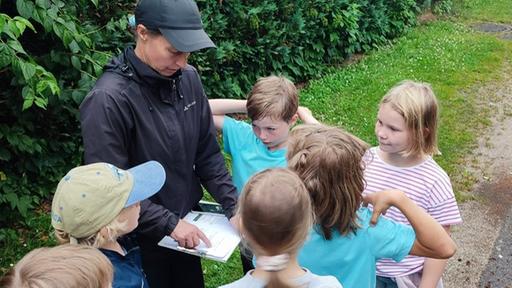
[427,174,462,226]
[222,116,253,155]
[363,209,416,262]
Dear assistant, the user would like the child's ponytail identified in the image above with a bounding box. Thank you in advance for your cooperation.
[239,168,314,288]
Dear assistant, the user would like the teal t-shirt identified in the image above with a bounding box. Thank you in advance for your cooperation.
[298,207,416,288]
[223,116,287,194]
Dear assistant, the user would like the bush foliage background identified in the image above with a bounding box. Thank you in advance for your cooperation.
[0,0,439,224]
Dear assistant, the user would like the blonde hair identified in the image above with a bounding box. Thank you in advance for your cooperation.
[239,168,314,288]
[0,244,113,288]
[380,80,440,156]
[247,76,298,122]
[287,124,369,239]
[54,208,129,247]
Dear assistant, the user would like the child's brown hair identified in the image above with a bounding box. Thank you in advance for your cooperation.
[239,168,314,288]
[246,75,298,122]
[380,80,440,156]
[287,124,369,239]
[0,244,113,288]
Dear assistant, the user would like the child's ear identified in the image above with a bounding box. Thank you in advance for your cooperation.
[424,127,430,137]
[289,113,299,125]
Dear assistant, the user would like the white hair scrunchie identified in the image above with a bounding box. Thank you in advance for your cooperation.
[256,254,290,271]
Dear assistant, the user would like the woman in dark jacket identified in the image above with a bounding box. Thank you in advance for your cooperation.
[79,0,238,287]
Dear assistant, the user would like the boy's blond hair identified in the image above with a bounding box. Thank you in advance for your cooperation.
[287,124,369,239]
[239,168,314,288]
[380,80,440,156]
[54,209,129,248]
[246,76,298,122]
[0,244,113,288]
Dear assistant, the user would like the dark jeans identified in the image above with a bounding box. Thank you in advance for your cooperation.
[240,249,254,274]
[140,244,204,288]
[376,276,398,288]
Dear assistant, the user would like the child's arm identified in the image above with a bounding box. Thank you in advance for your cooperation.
[363,190,456,259]
[297,106,320,124]
[208,99,247,130]
[419,226,451,288]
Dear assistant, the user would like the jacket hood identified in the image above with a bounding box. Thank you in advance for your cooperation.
[104,47,181,86]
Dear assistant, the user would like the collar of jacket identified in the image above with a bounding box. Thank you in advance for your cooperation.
[124,47,183,105]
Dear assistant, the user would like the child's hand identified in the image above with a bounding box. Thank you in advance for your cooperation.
[362,189,405,226]
[297,106,320,124]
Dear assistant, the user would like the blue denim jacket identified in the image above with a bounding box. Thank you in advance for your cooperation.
[100,236,149,288]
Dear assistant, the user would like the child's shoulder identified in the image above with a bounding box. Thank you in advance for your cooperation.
[223,116,252,133]
[308,275,342,288]
[300,269,342,288]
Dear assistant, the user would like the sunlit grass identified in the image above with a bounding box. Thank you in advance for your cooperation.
[300,21,510,196]
[454,0,512,23]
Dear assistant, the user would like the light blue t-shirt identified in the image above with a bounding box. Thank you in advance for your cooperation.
[219,268,342,288]
[298,207,416,288]
[223,116,287,194]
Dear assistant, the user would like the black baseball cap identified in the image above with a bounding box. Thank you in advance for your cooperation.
[135,0,216,52]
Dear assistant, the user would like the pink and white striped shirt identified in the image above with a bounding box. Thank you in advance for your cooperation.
[363,147,462,277]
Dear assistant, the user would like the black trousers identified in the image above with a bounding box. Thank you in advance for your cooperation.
[140,244,204,288]
[240,246,255,274]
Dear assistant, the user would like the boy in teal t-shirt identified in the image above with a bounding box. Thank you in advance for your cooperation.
[209,75,319,194]
[209,75,319,273]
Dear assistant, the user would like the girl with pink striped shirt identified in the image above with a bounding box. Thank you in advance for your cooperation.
[363,80,462,288]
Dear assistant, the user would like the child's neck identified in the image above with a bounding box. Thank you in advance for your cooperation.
[252,257,305,281]
[266,140,288,152]
[378,148,427,168]
[99,240,125,256]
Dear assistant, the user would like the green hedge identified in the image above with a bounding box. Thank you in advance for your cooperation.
[0,0,420,224]
[194,0,418,98]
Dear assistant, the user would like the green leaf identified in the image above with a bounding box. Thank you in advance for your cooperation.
[52,22,61,38]
[35,0,50,9]
[19,61,36,80]
[13,16,35,32]
[0,43,11,69]
[36,79,49,94]
[71,55,81,70]
[7,20,21,38]
[71,89,85,104]
[0,14,8,31]
[14,20,26,35]
[22,86,35,110]
[47,79,60,95]
[18,195,34,217]
[34,97,48,109]
[0,146,11,161]
[68,40,80,53]
[90,0,98,7]
[5,192,18,209]
[63,20,77,33]
[7,39,26,55]
[55,17,65,25]
[1,28,16,40]
[62,31,72,46]
[16,0,34,19]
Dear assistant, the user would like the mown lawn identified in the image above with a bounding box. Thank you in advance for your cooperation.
[1,1,511,287]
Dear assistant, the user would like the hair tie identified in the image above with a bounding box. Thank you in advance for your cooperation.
[256,254,290,271]
[69,236,78,245]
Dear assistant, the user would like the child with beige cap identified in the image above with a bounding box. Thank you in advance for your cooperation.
[51,160,166,288]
